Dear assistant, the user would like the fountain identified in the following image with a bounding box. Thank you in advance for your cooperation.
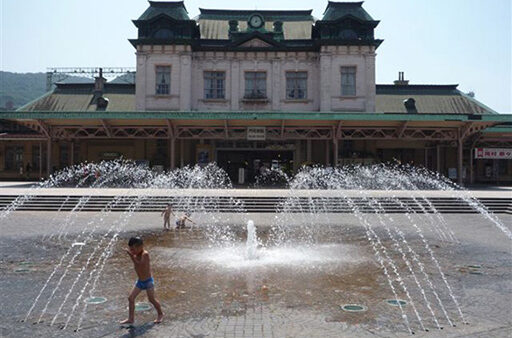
[1,161,510,335]
[245,220,259,260]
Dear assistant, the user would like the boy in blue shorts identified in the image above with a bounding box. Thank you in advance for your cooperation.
[120,237,163,324]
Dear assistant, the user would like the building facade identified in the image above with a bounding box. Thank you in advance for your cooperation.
[0,1,511,185]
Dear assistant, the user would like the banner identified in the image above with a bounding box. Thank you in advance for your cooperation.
[474,148,512,159]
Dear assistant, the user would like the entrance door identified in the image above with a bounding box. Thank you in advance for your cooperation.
[217,149,293,185]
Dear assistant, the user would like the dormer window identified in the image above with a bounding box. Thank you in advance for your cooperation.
[154,28,175,39]
[339,29,358,39]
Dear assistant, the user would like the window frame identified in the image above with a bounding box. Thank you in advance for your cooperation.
[155,65,171,96]
[203,71,226,100]
[244,71,267,99]
[340,66,357,97]
[285,71,308,100]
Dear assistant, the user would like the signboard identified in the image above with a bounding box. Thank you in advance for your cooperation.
[474,148,512,159]
[247,127,266,141]
[100,152,121,159]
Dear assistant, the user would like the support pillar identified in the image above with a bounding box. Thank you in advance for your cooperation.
[332,139,338,167]
[169,138,175,170]
[470,146,474,185]
[39,142,42,179]
[180,139,184,168]
[294,140,301,171]
[325,140,330,166]
[424,148,428,169]
[46,138,52,176]
[70,142,74,166]
[306,140,312,162]
[436,144,441,174]
[457,139,463,186]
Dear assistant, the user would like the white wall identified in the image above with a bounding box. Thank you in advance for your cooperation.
[135,43,376,112]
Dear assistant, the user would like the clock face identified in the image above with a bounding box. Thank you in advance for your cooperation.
[249,15,263,28]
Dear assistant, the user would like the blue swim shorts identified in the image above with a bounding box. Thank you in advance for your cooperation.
[135,277,154,290]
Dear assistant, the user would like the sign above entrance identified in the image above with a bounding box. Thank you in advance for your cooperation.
[474,148,512,159]
[247,127,266,141]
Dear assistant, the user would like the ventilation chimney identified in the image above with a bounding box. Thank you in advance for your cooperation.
[403,98,417,114]
[94,67,106,92]
[394,71,409,86]
[228,20,239,36]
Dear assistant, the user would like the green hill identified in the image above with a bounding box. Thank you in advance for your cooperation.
[0,72,47,110]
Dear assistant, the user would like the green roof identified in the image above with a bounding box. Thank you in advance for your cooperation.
[197,8,313,22]
[136,1,189,21]
[2,111,511,123]
[376,85,497,115]
[322,1,375,22]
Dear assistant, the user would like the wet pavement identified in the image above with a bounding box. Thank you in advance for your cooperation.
[0,212,511,337]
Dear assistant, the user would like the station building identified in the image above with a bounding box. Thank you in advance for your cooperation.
[0,1,511,185]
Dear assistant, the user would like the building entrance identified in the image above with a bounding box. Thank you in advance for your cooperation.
[216,149,294,185]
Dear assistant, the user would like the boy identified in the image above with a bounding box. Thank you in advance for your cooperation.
[120,237,163,325]
[176,212,195,229]
[160,203,175,231]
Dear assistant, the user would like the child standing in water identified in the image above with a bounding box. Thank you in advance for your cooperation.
[161,203,175,231]
[120,237,163,325]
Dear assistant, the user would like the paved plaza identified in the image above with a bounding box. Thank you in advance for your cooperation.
[0,197,511,337]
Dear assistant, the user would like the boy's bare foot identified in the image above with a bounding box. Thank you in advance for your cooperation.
[120,319,134,325]
[154,313,164,324]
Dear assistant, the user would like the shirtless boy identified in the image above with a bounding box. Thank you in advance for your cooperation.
[161,203,175,231]
[120,237,163,324]
[176,212,195,229]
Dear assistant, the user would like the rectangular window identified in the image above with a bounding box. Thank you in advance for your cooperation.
[5,146,23,171]
[31,145,47,170]
[244,72,266,99]
[204,71,226,99]
[155,66,171,95]
[286,71,307,100]
[341,66,356,96]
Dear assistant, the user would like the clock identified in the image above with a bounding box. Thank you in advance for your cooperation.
[248,14,264,29]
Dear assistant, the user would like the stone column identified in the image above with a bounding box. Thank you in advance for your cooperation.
[135,51,147,111]
[179,51,192,111]
[365,50,376,112]
[272,57,281,111]
[231,59,240,110]
[319,49,332,112]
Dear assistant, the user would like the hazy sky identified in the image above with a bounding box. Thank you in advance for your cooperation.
[1,0,511,112]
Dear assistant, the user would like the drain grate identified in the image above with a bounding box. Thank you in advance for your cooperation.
[341,304,367,312]
[385,299,407,306]
[85,297,107,304]
[135,302,152,311]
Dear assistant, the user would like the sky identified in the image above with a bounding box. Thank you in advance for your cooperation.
[1,0,511,112]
